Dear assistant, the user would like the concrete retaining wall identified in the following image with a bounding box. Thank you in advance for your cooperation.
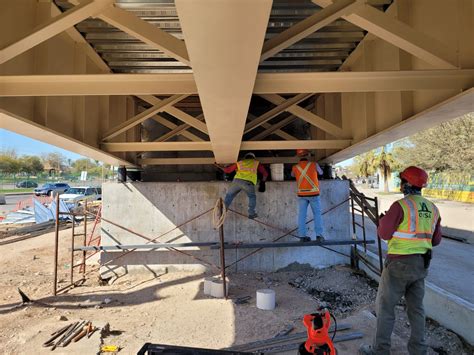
[356,247,474,346]
[101,180,351,276]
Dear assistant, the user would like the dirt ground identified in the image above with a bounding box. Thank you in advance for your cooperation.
[0,224,472,355]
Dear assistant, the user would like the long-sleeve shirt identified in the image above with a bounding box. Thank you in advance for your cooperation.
[222,162,268,181]
[378,200,442,257]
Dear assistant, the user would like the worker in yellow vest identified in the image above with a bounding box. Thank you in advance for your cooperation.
[359,166,442,355]
[218,153,268,219]
[291,149,324,242]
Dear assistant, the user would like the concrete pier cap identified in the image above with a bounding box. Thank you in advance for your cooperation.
[100,180,351,277]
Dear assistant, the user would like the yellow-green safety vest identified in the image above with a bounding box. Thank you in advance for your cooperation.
[235,159,259,185]
[388,195,440,255]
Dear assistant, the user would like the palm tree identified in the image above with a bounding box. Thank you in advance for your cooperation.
[354,150,376,178]
[374,147,397,192]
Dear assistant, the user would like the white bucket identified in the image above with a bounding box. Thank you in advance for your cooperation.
[203,277,214,295]
[256,289,276,310]
[210,277,229,298]
[270,163,284,181]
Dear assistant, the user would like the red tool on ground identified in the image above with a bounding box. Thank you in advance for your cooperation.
[299,308,337,355]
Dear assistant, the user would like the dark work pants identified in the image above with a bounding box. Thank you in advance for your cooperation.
[374,255,428,355]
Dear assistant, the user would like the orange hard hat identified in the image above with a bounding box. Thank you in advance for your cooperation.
[296,149,309,157]
[400,166,428,188]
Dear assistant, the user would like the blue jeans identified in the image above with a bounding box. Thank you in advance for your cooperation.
[298,195,324,238]
[224,178,256,215]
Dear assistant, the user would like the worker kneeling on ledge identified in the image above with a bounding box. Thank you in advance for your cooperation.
[216,152,268,219]
[359,166,442,355]
[291,149,325,242]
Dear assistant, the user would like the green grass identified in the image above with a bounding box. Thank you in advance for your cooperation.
[0,188,34,194]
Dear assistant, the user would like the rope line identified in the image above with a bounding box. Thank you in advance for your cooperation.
[226,198,351,269]
[212,198,226,229]
[80,207,220,279]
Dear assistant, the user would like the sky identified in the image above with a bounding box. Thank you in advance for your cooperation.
[0,129,86,160]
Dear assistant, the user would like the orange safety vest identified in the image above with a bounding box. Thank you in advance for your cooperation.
[293,161,320,196]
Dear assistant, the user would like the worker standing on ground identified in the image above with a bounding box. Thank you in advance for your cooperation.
[216,152,268,219]
[291,149,324,242]
[359,166,442,355]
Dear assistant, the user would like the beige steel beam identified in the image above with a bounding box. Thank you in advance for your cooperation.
[260,0,362,61]
[0,109,133,167]
[153,112,297,143]
[103,141,212,152]
[322,88,474,164]
[312,0,457,69]
[154,113,205,142]
[0,73,197,96]
[241,140,351,151]
[0,0,113,65]
[260,94,346,138]
[244,93,312,134]
[249,116,298,141]
[3,70,474,97]
[151,114,204,142]
[97,6,190,66]
[139,156,302,165]
[102,139,351,152]
[253,70,474,94]
[252,112,298,141]
[138,95,208,134]
[102,94,188,141]
[175,0,273,163]
[51,2,111,73]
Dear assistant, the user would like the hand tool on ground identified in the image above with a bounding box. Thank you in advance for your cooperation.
[233,295,251,304]
[43,323,73,347]
[61,320,87,347]
[299,308,337,355]
[51,321,79,350]
[101,345,120,352]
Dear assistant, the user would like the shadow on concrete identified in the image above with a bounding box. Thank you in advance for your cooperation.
[0,273,203,315]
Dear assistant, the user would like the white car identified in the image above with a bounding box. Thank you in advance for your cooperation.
[60,186,102,208]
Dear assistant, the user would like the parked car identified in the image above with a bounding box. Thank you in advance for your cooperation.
[34,183,70,196]
[16,180,38,188]
[59,186,102,208]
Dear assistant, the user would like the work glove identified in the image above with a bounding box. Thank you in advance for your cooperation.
[258,180,266,193]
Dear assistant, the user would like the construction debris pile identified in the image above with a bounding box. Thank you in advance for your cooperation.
[288,265,377,317]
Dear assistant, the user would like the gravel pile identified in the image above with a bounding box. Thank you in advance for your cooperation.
[288,265,377,317]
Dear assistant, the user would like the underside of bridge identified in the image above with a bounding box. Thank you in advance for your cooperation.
[1,0,473,175]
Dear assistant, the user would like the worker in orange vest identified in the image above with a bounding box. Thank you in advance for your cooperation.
[291,149,324,242]
[359,166,442,355]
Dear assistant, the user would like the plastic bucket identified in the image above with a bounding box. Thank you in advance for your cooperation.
[270,163,284,181]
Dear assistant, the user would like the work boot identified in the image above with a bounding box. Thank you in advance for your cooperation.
[358,344,376,355]
[248,213,258,219]
[316,235,325,242]
[298,236,311,242]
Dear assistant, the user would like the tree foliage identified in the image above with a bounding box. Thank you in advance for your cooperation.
[353,150,376,178]
[19,156,44,175]
[392,114,473,173]
[41,152,67,171]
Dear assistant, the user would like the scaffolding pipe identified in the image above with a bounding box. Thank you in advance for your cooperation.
[74,239,374,251]
[218,199,227,299]
[53,193,60,296]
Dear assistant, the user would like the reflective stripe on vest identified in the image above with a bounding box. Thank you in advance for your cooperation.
[296,162,320,196]
[388,195,439,255]
[235,159,259,185]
